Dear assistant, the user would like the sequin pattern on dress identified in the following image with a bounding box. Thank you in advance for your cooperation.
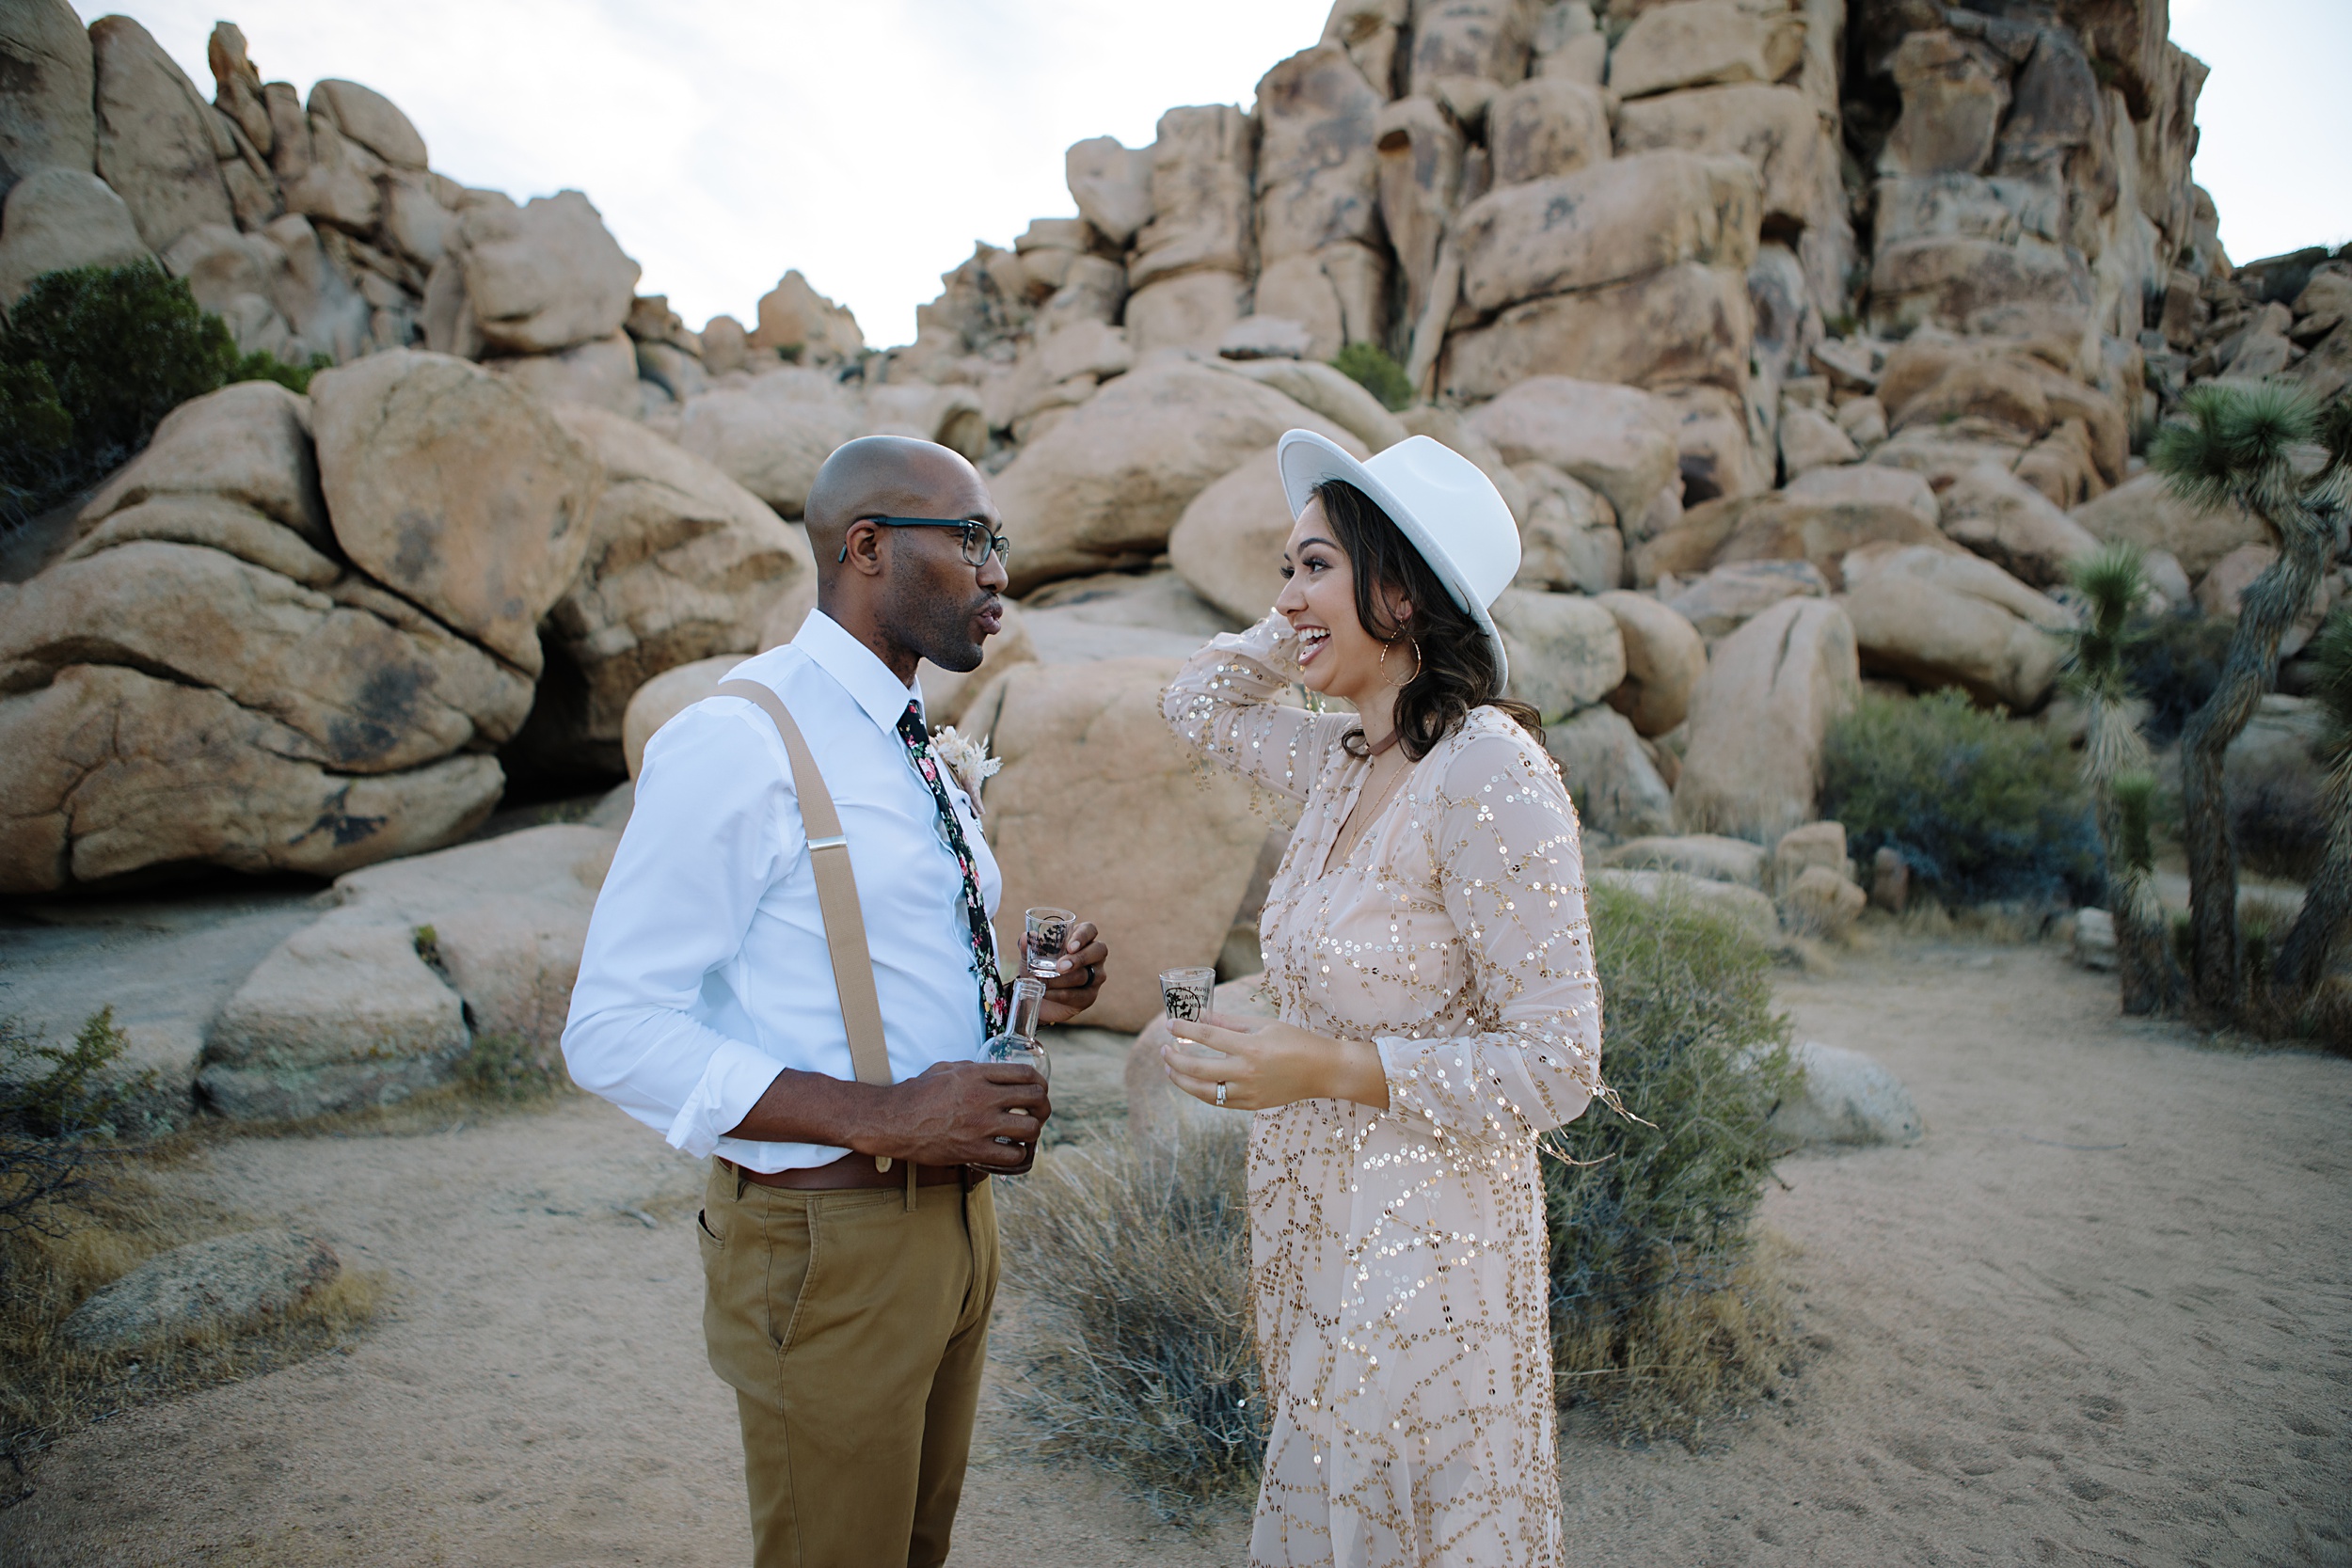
[1163,613,1610,1568]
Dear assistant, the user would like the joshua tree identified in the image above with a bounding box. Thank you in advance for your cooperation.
[2062,544,2182,1012]
[2270,610,2352,1004]
[2148,384,2352,1016]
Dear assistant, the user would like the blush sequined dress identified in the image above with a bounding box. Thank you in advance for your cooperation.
[1163,614,1611,1568]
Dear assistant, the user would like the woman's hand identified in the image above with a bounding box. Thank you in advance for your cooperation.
[1162,1011,1391,1112]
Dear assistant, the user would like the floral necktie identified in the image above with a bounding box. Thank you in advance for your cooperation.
[896,701,1007,1036]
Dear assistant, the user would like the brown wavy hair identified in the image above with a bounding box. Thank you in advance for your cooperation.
[1312,478,1544,760]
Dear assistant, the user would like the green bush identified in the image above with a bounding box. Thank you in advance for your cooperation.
[1820,689,2103,907]
[2124,609,2234,746]
[1329,341,1415,412]
[0,262,326,527]
[0,1008,158,1240]
[1545,880,1798,1437]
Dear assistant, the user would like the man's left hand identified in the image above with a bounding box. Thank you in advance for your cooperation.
[1036,921,1107,1026]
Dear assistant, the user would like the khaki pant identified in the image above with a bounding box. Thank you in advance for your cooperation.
[699,1162,998,1568]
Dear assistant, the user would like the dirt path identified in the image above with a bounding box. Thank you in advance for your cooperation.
[8,935,2348,1567]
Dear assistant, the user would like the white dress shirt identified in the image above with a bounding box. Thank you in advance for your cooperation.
[562,610,1003,1172]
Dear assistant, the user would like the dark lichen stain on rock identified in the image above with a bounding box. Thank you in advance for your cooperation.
[299,785,388,848]
[326,664,428,765]
[389,510,438,584]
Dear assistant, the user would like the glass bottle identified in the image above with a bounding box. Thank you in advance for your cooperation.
[983,976,1051,1084]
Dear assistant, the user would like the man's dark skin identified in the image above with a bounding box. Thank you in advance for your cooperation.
[721,436,1105,1173]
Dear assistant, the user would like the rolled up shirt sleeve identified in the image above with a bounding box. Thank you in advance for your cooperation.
[562,699,799,1158]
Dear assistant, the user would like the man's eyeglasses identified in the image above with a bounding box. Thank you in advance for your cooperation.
[842,515,1012,567]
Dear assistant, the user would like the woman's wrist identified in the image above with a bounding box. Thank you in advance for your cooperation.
[1327,1037,1391,1110]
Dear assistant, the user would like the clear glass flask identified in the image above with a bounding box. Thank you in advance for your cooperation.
[983,977,1051,1165]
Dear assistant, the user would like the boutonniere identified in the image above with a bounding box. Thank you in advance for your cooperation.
[930,725,1002,813]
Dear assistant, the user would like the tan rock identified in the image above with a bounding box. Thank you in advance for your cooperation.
[1131,104,1257,290]
[1606,0,1804,100]
[1456,150,1760,313]
[1216,356,1406,452]
[308,79,426,169]
[620,655,738,779]
[1772,818,1847,890]
[1596,590,1706,736]
[1674,595,1859,842]
[0,663,503,894]
[861,382,989,461]
[1375,96,1468,334]
[2069,470,2271,580]
[672,372,867,518]
[1867,423,2032,492]
[1938,459,2099,588]
[457,190,640,356]
[87,17,232,254]
[275,111,377,235]
[1038,320,1132,386]
[1254,43,1383,264]
[1601,832,1766,887]
[1168,445,1295,626]
[1838,542,2070,710]
[1548,705,1675,838]
[1,0,96,189]
[748,269,864,364]
[61,494,338,588]
[1123,269,1250,356]
[920,600,1039,729]
[487,330,642,419]
[310,350,601,673]
[1406,0,1541,89]
[1868,233,2090,339]
[80,379,328,545]
[1251,251,1349,361]
[1466,374,1682,525]
[1645,483,1954,590]
[1836,394,1888,447]
[700,313,749,374]
[2194,544,2333,657]
[1065,135,1154,248]
[1514,462,1621,595]
[1781,862,1866,937]
[544,405,812,762]
[1879,29,2009,177]
[1784,460,1939,525]
[1591,866,1778,941]
[993,360,1360,594]
[1492,588,1627,722]
[202,920,464,1095]
[1614,83,1841,245]
[1778,404,1859,478]
[1489,76,1611,185]
[1440,260,1754,399]
[0,168,149,307]
[1667,558,1829,638]
[1656,381,1769,502]
[986,658,1272,1031]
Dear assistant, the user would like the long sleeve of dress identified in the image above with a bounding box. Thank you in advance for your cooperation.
[1163,612,1351,804]
[1375,728,1609,1149]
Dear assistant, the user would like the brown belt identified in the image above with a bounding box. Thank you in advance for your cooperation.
[723,1153,986,1191]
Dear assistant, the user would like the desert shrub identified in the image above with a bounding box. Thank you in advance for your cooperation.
[1546,880,1800,1438]
[2125,609,2235,746]
[0,1008,159,1240]
[1329,341,1414,411]
[0,262,326,527]
[1821,689,2103,907]
[993,1123,1262,1514]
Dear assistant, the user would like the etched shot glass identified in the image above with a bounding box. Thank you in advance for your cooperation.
[1158,966,1217,1025]
[1023,906,1075,979]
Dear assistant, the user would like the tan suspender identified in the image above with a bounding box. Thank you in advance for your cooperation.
[716,679,915,1203]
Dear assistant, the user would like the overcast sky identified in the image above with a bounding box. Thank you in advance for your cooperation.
[110,0,2350,349]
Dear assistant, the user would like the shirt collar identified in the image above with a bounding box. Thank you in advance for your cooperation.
[791,609,925,735]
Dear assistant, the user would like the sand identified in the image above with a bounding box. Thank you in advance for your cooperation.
[6,932,2348,1567]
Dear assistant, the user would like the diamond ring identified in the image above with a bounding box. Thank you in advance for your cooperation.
[1216,1082,1229,1107]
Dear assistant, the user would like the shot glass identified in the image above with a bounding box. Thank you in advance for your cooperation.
[1158,966,1217,1025]
[1023,907,1075,978]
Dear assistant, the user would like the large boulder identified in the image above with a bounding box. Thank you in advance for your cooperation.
[78,379,328,545]
[1465,375,1682,526]
[1168,445,1294,626]
[1455,150,1760,314]
[1253,43,1383,265]
[749,270,865,363]
[1124,269,1249,357]
[0,168,149,308]
[1606,0,1805,101]
[1440,260,1755,399]
[1666,558,1829,638]
[1065,135,1153,247]
[456,190,640,356]
[87,16,232,254]
[1674,596,1859,842]
[1216,357,1406,453]
[1937,459,2100,588]
[1639,483,1956,590]
[982,658,1272,1031]
[309,78,427,169]
[621,654,738,779]
[1491,588,1628,722]
[1590,867,1778,942]
[2069,469,2272,580]
[1837,542,2072,711]
[1546,705,1675,839]
[310,350,602,673]
[61,1231,341,1349]
[0,664,502,894]
[0,0,95,196]
[993,360,1359,594]
[487,330,642,419]
[542,405,815,768]
[1596,590,1707,736]
[1488,76,1611,186]
[1613,84,1846,288]
[1770,1040,1923,1148]
[672,372,866,517]
[1131,104,1257,291]
[1513,462,1621,594]
[1601,832,1768,888]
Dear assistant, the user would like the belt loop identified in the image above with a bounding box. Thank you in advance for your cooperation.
[732,1159,747,1201]
[904,1159,917,1213]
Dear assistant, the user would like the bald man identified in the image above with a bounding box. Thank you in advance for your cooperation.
[564,436,1109,1567]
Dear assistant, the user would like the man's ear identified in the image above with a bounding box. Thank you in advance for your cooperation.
[838,518,886,578]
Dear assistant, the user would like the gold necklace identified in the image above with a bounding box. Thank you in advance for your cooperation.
[1334,746,1408,865]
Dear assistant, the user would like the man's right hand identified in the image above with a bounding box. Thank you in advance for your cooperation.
[866,1059,1051,1172]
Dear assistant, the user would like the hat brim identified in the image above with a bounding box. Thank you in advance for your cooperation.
[1274,430,1510,689]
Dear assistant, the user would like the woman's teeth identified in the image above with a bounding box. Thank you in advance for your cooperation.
[1297,628,1329,662]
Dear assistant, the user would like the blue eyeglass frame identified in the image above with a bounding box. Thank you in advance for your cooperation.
[839,515,1012,565]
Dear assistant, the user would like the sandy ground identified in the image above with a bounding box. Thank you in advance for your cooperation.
[6,932,2348,1567]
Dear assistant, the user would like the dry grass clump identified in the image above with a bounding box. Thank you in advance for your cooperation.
[993,1123,1263,1516]
[1550,1236,1796,1441]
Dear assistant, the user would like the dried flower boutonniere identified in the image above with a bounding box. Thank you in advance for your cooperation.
[930,725,1002,814]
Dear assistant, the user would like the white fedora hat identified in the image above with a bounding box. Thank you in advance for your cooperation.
[1274,430,1520,686]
